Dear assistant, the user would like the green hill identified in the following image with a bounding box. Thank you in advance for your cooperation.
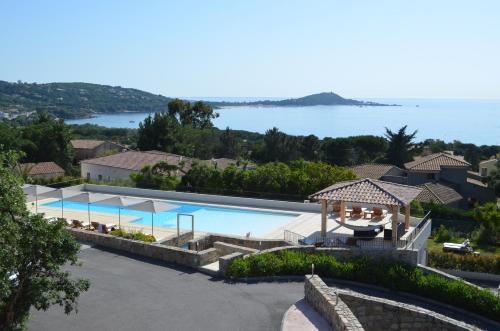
[209,92,397,107]
[0,80,171,119]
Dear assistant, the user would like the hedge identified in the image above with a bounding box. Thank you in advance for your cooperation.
[228,251,500,322]
[109,228,156,242]
[428,251,500,275]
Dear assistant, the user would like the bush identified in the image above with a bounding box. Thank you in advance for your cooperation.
[110,228,156,242]
[227,251,500,322]
[428,251,500,275]
[433,225,453,243]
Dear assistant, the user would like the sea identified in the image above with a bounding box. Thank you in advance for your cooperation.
[66,97,500,146]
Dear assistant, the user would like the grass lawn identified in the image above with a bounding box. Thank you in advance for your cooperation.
[427,238,500,256]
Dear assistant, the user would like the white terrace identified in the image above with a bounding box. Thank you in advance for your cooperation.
[283,178,428,249]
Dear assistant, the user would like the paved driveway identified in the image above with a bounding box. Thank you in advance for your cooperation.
[29,247,303,331]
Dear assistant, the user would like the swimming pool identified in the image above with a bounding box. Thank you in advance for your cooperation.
[43,200,299,237]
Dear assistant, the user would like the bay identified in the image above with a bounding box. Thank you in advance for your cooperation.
[66,98,500,145]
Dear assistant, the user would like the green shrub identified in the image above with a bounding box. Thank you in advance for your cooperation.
[110,228,156,242]
[227,251,500,322]
[433,225,453,243]
[428,251,500,275]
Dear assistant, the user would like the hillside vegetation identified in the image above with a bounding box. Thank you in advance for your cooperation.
[0,80,171,119]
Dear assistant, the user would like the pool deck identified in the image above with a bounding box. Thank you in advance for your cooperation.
[28,195,414,243]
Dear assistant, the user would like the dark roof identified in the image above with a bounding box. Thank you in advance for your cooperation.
[81,151,193,173]
[21,162,65,175]
[351,164,401,180]
[404,153,470,171]
[310,178,422,206]
[416,182,462,205]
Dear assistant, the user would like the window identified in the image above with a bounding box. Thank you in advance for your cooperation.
[86,172,90,180]
[98,174,102,181]
[426,173,435,180]
[480,168,487,176]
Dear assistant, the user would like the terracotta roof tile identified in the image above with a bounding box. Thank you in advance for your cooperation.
[416,182,462,204]
[309,178,422,206]
[21,162,65,175]
[404,153,470,171]
[71,139,106,149]
[80,150,193,173]
[352,164,401,180]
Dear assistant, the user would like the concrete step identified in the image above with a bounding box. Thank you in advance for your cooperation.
[198,261,220,277]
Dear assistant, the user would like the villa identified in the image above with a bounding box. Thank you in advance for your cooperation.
[71,139,128,161]
[21,161,65,180]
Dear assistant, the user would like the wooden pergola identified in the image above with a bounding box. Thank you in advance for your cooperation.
[309,178,422,245]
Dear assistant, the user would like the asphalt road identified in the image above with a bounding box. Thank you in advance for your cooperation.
[29,247,303,331]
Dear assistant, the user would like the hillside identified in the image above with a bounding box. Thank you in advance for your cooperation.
[0,80,172,119]
[209,92,397,107]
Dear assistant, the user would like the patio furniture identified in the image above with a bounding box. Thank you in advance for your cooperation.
[443,239,473,254]
[97,223,117,234]
[364,207,387,219]
[72,219,90,228]
[351,206,363,218]
[331,203,341,214]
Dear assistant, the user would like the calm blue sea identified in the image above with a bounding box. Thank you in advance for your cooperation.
[66,98,500,145]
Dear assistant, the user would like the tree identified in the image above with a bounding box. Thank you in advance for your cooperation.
[0,151,89,330]
[384,126,417,167]
[483,162,500,197]
[137,112,180,152]
[218,127,242,159]
[300,135,320,161]
[167,99,218,129]
[472,203,500,245]
[19,113,74,171]
[130,161,180,190]
[321,137,353,166]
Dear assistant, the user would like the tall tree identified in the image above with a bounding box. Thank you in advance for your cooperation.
[20,113,74,170]
[167,99,218,129]
[137,112,180,152]
[321,137,353,166]
[218,127,242,159]
[0,151,89,330]
[384,126,417,167]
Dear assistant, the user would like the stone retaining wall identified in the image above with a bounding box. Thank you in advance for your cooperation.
[159,231,194,247]
[213,241,259,256]
[188,234,289,251]
[69,228,219,267]
[219,252,244,276]
[304,275,364,331]
[338,289,476,331]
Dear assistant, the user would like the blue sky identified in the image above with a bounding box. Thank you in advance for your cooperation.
[1,1,499,99]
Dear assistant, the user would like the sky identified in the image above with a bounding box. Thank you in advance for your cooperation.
[1,0,499,99]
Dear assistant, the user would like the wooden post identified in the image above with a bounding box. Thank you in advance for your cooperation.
[404,204,410,230]
[321,200,327,238]
[391,205,399,245]
[340,201,346,224]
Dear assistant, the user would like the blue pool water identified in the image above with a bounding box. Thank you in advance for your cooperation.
[43,200,298,237]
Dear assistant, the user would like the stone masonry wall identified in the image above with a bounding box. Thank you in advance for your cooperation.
[213,241,259,256]
[69,228,219,267]
[188,234,289,251]
[304,275,364,331]
[338,290,476,331]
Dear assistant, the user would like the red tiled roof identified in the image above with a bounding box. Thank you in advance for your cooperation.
[416,182,462,204]
[352,164,401,180]
[71,139,106,149]
[309,178,422,206]
[81,150,193,173]
[21,162,65,175]
[404,153,470,171]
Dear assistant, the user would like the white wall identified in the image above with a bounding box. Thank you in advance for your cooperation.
[76,184,323,213]
[80,163,134,181]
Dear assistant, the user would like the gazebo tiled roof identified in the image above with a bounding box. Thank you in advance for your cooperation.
[309,178,422,206]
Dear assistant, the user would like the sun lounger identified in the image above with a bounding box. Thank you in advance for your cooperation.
[443,240,473,253]
[350,206,364,218]
[71,219,90,228]
[331,203,341,214]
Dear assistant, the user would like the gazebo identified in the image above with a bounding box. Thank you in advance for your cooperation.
[309,178,422,245]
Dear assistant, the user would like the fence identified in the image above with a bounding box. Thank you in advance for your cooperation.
[284,211,432,250]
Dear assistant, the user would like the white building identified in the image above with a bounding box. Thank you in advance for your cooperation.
[479,157,499,177]
[80,150,193,182]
